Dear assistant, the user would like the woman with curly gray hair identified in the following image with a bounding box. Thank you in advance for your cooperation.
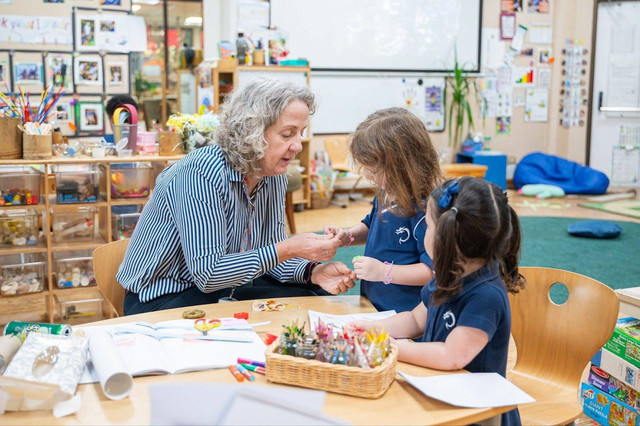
[118,78,355,315]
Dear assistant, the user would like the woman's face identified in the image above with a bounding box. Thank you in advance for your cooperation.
[261,100,309,177]
[424,200,437,259]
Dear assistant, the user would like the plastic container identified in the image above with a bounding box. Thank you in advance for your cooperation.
[54,251,96,289]
[0,166,43,206]
[53,165,100,204]
[113,123,138,155]
[108,163,152,199]
[51,207,96,243]
[0,209,40,246]
[112,211,141,240]
[136,131,157,155]
[54,289,104,325]
[0,253,46,296]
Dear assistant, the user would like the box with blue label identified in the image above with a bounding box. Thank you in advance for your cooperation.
[581,383,639,426]
[592,348,640,393]
[588,363,640,410]
[605,318,640,370]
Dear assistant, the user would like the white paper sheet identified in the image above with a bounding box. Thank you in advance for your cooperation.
[0,15,71,45]
[307,310,396,331]
[524,88,549,122]
[76,14,147,53]
[528,23,553,44]
[482,28,505,69]
[398,371,535,408]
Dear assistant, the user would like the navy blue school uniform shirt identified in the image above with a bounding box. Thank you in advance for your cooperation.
[420,262,521,426]
[360,197,433,313]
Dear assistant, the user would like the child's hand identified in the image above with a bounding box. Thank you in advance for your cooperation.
[323,226,352,247]
[352,256,386,282]
[345,320,371,333]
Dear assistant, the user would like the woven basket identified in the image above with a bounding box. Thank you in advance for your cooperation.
[265,339,398,399]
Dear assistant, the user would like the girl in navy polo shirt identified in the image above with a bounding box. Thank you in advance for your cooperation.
[324,107,443,313]
[349,177,526,425]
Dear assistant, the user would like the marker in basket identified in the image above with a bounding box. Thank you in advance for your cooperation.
[240,363,265,375]
[237,357,265,368]
[228,364,244,382]
[235,363,255,381]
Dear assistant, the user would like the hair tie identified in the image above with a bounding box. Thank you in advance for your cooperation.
[437,180,460,208]
[450,207,458,214]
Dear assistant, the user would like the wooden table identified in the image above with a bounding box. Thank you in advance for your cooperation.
[2,296,514,425]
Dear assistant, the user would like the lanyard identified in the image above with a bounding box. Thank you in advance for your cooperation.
[240,176,256,253]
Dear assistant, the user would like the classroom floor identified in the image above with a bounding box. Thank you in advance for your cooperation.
[295,189,637,425]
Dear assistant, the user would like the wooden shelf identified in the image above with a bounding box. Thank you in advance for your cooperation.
[53,286,102,296]
[0,204,46,211]
[0,154,183,166]
[110,198,149,206]
[0,245,48,255]
[50,236,107,252]
[49,201,108,212]
[237,65,310,73]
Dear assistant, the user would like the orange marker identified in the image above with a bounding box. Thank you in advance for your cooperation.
[229,364,244,382]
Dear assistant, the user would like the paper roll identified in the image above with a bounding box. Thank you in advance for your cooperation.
[88,331,133,400]
[0,335,21,373]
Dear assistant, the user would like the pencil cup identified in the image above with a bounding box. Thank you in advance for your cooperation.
[253,50,265,66]
[22,133,53,160]
[158,131,184,156]
[0,117,23,159]
[114,123,138,155]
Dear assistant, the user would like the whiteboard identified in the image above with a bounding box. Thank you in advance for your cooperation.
[270,0,481,72]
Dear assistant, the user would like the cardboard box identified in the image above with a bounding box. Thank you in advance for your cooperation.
[588,363,640,410]
[605,318,640,370]
[581,383,640,426]
[593,348,640,393]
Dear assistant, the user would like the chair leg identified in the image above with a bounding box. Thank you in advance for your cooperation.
[285,192,296,234]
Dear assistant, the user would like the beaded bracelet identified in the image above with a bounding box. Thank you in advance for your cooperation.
[344,229,355,246]
[383,261,394,285]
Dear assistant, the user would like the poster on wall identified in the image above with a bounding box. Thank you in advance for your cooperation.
[501,0,523,12]
[524,88,549,122]
[76,102,104,132]
[527,0,550,14]
[14,62,42,85]
[496,117,511,135]
[46,53,73,91]
[76,14,147,53]
[74,56,103,86]
[51,98,76,136]
[0,15,72,45]
[108,63,126,86]
[424,85,445,132]
[513,67,536,86]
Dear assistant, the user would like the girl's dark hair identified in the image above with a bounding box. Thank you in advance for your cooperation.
[350,107,443,217]
[430,177,526,304]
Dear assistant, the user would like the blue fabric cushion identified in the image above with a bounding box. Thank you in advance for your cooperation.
[567,221,622,239]
[514,152,609,195]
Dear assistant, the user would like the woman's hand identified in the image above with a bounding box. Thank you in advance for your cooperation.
[276,233,339,262]
[311,261,356,294]
[323,226,352,247]
[352,256,387,282]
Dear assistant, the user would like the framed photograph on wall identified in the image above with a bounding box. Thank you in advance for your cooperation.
[46,53,73,91]
[0,59,8,88]
[500,13,516,40]
[51,97,76,136]
[108,62,125,86]
[76,101,104,132]
[74,55,103,85]
[14,62,43,85]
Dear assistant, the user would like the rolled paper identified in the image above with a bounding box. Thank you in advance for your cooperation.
[0,335,21,373]
[89,331,133,400]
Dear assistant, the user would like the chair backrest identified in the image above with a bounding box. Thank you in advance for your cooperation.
[93,239,130,317]
[324,136,351,171]
[510,267,619,389]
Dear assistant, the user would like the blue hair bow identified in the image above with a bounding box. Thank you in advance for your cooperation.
[437,180,459,208]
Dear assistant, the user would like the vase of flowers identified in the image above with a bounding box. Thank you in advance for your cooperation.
[166,113,220,153]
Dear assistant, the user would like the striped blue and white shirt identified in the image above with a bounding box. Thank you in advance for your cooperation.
[117,145,309,303]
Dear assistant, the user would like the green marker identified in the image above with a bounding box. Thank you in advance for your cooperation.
[352,255,362,262]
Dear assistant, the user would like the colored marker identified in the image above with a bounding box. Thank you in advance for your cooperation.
[237,358,266,368]
[236,363,255,381]
[229,364,244,382]
[240,363,265,375]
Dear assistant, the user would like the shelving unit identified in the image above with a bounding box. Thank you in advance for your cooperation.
[0,154,182,326]
[212,63,313,208]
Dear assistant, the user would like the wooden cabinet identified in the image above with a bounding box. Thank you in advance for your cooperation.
[0,155,182,326]
[213,64,312,207]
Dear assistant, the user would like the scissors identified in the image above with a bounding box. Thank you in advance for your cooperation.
[194,318,221,336]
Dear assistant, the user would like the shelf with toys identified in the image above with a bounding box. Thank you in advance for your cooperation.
[0,154,183,327]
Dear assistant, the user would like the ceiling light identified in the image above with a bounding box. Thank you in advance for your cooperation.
[183,16,203,26]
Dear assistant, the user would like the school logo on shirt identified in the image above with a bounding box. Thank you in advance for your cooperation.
[443,311,456,329]
[395,227,410,244]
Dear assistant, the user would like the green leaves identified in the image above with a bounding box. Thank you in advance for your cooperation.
[445,58,478,151]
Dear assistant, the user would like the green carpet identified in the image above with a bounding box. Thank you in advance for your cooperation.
[579,200,640,220]
[331,216,640,297]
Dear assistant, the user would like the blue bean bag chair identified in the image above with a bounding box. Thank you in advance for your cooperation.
[514,152,609,195]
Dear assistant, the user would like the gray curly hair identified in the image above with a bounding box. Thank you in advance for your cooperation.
[215,78,316,176]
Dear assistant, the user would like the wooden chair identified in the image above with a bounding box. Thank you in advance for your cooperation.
[324,136,367,206]
[92,239,130,317]
[508,267,619,425]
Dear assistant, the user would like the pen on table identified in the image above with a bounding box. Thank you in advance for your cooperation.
[237,357,265,368]
[229,364,244,382]
[236,363,255,381]
[240,363,265,375]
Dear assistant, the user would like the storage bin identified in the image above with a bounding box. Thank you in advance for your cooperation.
[51,208,96,243]
[0,253,46,297]
[108,163,152,199]
[310,190,332,209]
[0,209,40,246]
[0,166,43,206]
[112,211,141,240]
[136,131,157,155]
[54,289,104,325]
[53,165,100,204]
[53,251,96,288]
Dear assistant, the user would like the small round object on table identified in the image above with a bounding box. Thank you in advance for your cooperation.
[182,309,206,319]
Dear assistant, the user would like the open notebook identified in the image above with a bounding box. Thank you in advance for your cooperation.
[79,319,267,383]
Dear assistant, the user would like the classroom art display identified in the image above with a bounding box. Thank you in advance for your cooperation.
[100,0,121,5]
[13,62,42,85]
[51,98,76,135]
[108,63,125,86]
[76,101,104,132]
[538,47,552,64]
[76,14,147,53]
[500,13,516,40]
[0,15,72,45]
[513,67,536,86]
[74,56,103,86]
[501,0,523,12]
[0,60,8,87]
[496,117,511,135]
[527,0,549,13]
[524,88,549,122]
[45,53,73,91]
[424,84,445,132]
